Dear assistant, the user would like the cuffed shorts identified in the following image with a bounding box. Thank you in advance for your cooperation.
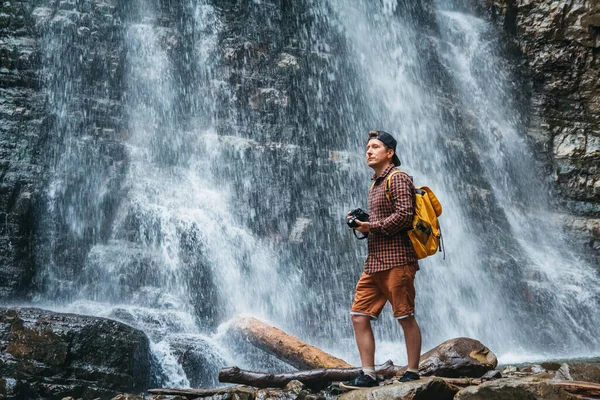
[350,264,418,320]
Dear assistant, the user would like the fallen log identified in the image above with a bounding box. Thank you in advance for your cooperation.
[442,377,484,386]
[219,360,396,389]
[401,337,497,378]
[551,380,600,397]
[148,385,255,399]
[230,316,352,370]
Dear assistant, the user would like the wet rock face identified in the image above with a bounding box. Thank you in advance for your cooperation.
[488,1,600,253]
[0,0,127,301]
[0,307,151,399]
[340,378,460,400]
[0,0,44,301]
[31,0,127,299]
[454,377,578,400]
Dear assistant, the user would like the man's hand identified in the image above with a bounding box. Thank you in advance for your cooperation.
[347,211,370,233]
[354,219,370,233]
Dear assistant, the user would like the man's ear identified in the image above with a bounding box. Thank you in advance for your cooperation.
[388,149,395,160]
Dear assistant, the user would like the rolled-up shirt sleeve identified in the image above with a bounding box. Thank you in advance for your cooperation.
[369,173,414,236]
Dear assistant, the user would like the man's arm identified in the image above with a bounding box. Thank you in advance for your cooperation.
[369,172,414,236]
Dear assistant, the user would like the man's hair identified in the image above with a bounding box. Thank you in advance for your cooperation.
[367,130,401,166]
[368,130,381,142]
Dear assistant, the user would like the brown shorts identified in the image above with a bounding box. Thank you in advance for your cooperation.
[350,265,418,320]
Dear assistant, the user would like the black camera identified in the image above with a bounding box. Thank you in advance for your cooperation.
[347,208,369,228]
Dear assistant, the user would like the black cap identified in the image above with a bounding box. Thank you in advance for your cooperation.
[368,130,401,166]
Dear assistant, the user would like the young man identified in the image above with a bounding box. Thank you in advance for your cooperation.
[343,130,421,388]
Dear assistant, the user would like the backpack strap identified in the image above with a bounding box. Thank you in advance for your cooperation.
[384,169,404,203]
[370,169,413,205]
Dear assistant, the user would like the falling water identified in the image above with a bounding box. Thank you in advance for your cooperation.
[34,0,600,387]
[433,5,600,359]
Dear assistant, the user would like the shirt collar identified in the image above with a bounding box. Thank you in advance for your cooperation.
[371,163,396,181]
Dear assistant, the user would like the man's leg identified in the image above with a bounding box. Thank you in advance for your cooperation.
[346,272,386,388]
[397,316,422,370]
[341,314,378,388]
[385,265,421,377]
[351,314,375,367]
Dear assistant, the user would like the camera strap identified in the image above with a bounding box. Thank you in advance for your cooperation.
[353,230,368,240]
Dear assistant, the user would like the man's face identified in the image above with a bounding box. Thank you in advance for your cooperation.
[366,138,394,169]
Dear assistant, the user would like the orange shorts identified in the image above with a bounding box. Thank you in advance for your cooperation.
[350,265,418,320]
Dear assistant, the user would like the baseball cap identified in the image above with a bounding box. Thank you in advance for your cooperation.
[368,130,401,166]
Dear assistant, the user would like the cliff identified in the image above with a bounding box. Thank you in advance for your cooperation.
[0,1,43,300]
[488,0,600,255]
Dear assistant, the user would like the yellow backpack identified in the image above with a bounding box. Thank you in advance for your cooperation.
[377,169,444,260]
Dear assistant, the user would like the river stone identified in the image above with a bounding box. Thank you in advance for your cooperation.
[283,380,306,395]
[481,370,503,379]
[0,307,151,399]
[255,387,290,400]
[339,377,459,400]
[555,362,600,383]
[255,380,312,400]
[168,335,227,388]
[408,338,498,378]
[454,377,578,400]
[110,395,144,400]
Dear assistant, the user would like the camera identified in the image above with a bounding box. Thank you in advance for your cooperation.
[347,208,369,228]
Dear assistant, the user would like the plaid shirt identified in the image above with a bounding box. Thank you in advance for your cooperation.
[364,163,419,274]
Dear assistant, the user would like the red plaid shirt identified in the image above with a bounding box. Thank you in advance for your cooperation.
[365,163,419,274]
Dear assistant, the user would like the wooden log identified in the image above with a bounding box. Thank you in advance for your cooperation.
[551,380,600,397]
[231,316,352,370]
[218,360,396,389]
[148,385,255,399]
[441,377,483,387]
[402,337,497,378]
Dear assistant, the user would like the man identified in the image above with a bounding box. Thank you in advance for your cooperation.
[343,130,421,388]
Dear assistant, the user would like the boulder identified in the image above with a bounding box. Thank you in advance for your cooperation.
[555,362,600,383]
[400,338,497,378]
[339,377,459,400]
[168,335,227,388]
[0,307,151,399]
[454,377,578,400]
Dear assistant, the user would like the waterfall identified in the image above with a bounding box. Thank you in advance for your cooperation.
[433,5,600,358]
[34,0,600,386]
[314,0,600,361]
[36,0,304,386]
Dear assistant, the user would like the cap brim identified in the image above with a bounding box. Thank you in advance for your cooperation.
[392,154,401,166]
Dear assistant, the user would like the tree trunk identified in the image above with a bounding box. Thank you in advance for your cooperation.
[551,380,600,397]
[230,316,352,370]
[218,360,396,390]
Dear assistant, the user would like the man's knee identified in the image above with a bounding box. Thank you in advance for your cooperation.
[351,314,372,328]
[397,315,417,328]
